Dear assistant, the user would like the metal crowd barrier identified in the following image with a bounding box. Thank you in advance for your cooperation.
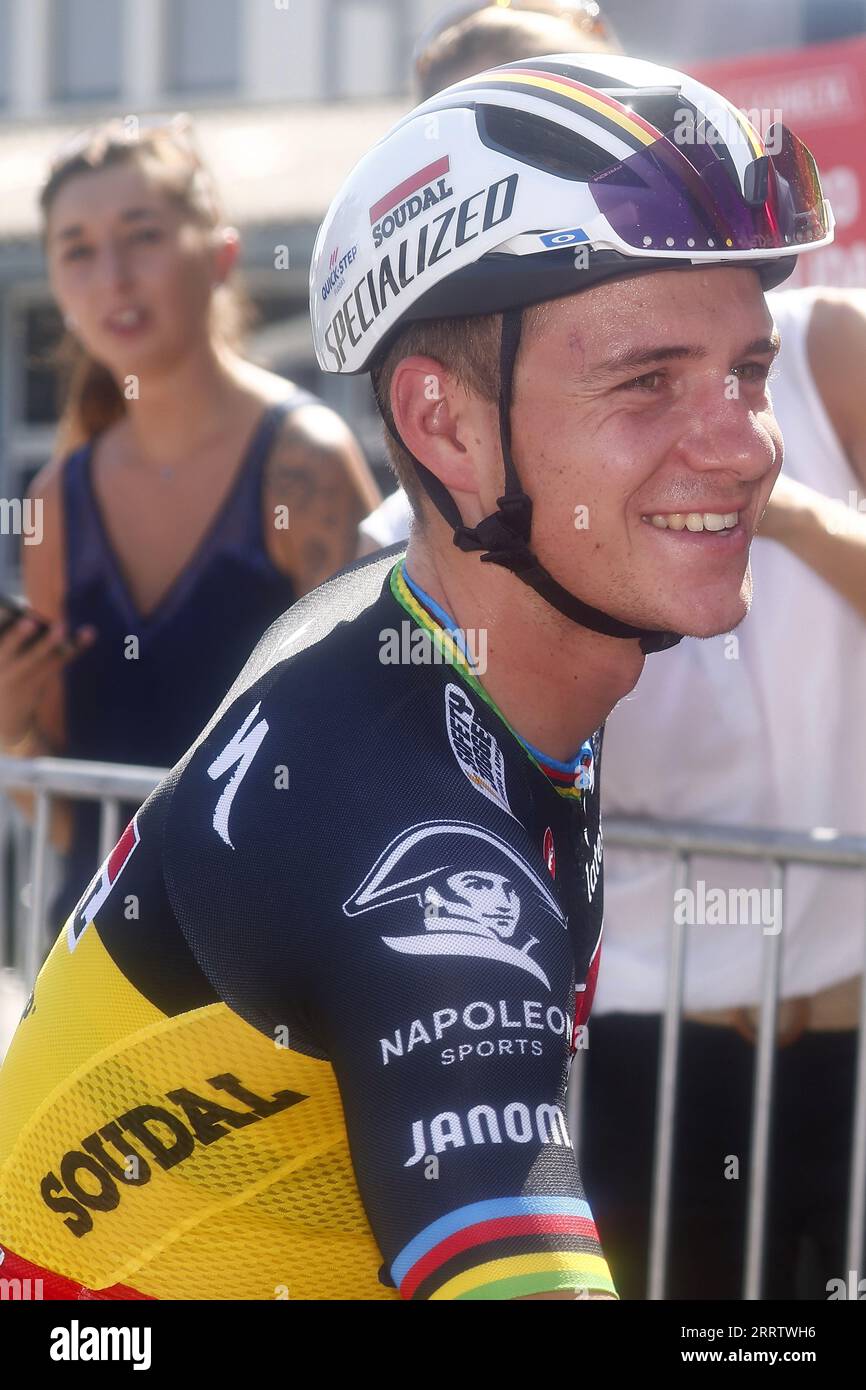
[576,817,866,1302]
[0,755,166,986]
[1,757,865,1301]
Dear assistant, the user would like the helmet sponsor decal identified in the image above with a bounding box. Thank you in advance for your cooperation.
[320,243,358,302]
[369,154,454,248]
[322,172,519,370]
[538,227,589,248]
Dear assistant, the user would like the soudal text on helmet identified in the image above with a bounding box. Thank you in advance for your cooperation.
[369,168,453,252]
[323,172,518,371]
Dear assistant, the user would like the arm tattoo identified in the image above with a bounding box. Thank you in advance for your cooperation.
[265,419,369,591]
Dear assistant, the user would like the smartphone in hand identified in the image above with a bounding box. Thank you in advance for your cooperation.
[0,593,51,650]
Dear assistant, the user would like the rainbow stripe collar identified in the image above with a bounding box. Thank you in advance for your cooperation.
[389,559,594,802]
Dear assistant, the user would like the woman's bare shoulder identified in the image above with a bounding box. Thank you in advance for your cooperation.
[230,357,309,406]
[26,450,72,509]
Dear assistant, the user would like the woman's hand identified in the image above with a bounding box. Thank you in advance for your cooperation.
[756,470,866,621]
[0,616,95,750]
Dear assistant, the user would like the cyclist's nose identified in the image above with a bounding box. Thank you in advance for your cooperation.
[673,389,780,482]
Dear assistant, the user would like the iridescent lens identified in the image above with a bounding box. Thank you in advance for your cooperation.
[588,122,830,255]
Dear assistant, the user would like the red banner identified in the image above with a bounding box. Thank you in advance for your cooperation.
[692,34,866,287]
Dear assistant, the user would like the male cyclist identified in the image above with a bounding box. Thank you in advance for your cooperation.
[0,53,832,1300]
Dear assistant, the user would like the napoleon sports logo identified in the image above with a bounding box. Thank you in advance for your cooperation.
[343,820,567,989]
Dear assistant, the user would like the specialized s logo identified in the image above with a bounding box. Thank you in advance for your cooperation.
[67,814,141,952]
[445,683,511,817]
[343,821,566,989]
[208,701,269,849]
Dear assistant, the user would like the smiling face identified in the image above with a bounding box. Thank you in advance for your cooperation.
[45,157,234,379]
[507,265,782,639]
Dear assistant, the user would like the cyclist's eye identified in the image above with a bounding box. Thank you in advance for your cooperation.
[734,361,772,385]
[63,245,92,261]
[131,227,163,244]
[620,370,665,392]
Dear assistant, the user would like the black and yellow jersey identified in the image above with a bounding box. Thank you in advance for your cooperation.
[0,550,613,1300]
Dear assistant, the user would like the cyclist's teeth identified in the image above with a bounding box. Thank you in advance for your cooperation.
[648,511,739,531]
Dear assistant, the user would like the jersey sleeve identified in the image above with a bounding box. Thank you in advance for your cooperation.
[309,848,618,1302]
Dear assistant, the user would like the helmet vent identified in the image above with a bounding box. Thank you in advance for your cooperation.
[612,91,689,137]
[475,104,616,181]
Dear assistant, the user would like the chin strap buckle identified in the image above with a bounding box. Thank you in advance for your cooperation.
[452,491,534,566]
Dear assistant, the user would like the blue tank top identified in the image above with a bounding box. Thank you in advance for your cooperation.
[54,391,315,928]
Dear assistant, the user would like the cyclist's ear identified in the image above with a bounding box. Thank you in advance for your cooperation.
[390,353,498,512]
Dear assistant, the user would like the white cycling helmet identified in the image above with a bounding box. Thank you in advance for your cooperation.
[310,53,834,652]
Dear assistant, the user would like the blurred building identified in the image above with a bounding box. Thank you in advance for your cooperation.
[603,0,864,60]
[0,0,865,589]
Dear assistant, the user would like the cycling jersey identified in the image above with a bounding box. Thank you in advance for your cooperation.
[0,549,613,1301]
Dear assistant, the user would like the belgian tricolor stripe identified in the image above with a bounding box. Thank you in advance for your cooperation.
[456,65,661,154]
[460,62,765,163]
[393,1196,617,1300]
[725,100,765,159]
